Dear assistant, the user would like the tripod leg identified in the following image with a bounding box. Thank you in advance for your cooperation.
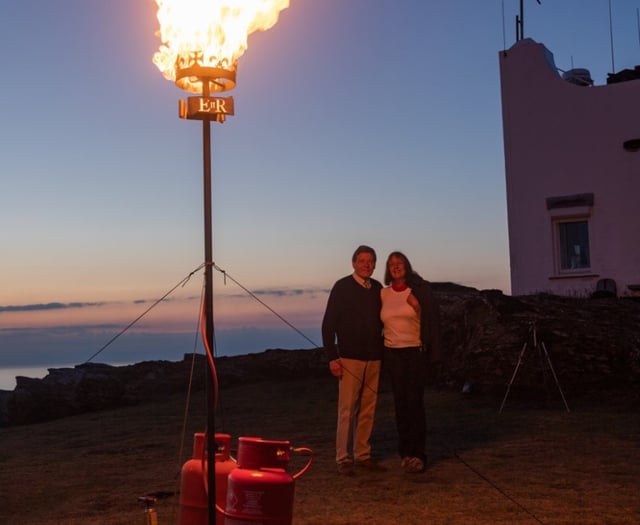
[499,341,528,413]
[532,327,551,404]
[536,342,552,406]
[541,341,571,413]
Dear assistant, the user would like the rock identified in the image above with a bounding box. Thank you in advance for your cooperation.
[0,349,327,426]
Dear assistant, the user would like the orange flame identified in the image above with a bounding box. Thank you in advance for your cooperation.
[152,0,290,93]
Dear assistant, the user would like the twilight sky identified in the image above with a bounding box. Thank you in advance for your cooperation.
[2,0,640,374]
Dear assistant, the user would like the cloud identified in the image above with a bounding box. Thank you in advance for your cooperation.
[132,294,202,305]
[226,287,330,299]
[0,295,201,313]
[0,323,122,336]
[0,301,106,313]
[0,289,326,315]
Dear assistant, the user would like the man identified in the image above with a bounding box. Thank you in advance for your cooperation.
[322,245,386,475]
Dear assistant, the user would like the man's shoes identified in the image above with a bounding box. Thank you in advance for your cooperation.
[403,456,425,474]
[355,458,387,472]
[337,462,355,476]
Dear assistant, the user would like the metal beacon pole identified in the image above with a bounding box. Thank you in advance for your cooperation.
[149,2,291,523]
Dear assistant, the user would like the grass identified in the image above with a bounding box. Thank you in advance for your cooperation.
[0,374,639,524]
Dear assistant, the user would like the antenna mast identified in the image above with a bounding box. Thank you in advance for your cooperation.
[637,8,640,56]
[608,0,616,73]
[516,0,524,41]
[516,0,542,42]
[502,0,507,51]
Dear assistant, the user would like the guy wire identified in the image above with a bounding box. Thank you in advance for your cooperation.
[83,260,376,400]
[211,262,381,393]
[212,262,319,348]
[441,441,547,525]
[175,278,207,480]
[83,263,205,364]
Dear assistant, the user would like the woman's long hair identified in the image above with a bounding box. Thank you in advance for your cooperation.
[384,251,421,285]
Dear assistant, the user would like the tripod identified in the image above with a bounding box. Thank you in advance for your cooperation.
[499,321,570,413]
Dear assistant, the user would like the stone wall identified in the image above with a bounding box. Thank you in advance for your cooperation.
[435,285,640,395]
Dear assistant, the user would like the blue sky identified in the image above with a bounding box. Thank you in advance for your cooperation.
[2,0,640,378]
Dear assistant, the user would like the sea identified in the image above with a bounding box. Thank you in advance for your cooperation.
[0,365,62,391]
[0,326,321,391]
[0,363,136,391]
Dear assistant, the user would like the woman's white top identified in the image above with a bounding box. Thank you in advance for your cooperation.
[380,287,421,348]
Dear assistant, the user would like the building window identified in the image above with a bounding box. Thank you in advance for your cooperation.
[547,194,593,276]
[557,220,590,271]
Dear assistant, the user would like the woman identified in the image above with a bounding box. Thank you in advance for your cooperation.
[381,251,442,473]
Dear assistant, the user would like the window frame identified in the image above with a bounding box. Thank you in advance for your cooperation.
[546,193,594,278]
[554,218,591,273]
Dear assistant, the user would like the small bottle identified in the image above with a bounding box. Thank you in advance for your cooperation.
[138,496,158,525]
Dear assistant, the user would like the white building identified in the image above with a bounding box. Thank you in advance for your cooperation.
[499,38,640,297]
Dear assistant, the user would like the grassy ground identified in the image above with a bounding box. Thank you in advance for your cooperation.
[0,375,638,525]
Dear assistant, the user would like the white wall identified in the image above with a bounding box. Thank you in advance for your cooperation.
[500,39,640,297]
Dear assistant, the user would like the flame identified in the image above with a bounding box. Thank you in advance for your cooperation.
[152,0,290,93]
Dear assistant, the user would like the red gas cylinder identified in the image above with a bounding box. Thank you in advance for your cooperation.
[223,437,313,525]
[178,432,237,525]
[236,436,291,470]
[214,433,237,524]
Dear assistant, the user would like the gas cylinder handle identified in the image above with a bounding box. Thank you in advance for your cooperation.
[291,447,314,480]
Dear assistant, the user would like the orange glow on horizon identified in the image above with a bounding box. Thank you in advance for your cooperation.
[1,289,326,334]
